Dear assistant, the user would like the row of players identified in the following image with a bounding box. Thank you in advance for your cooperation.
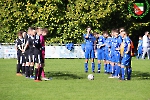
[83,27,132,80]
[15,27,49,81]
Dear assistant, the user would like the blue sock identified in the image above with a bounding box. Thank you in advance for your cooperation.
[104,64,107,72]
[127,68,132,80]
[106,64,110,73]
[109,64,112,73]
[115,65,118,76]
[112,66,115,76]
[117,66,121,76]
[121,68,125,80]
[98,63,101,72]
[92,62,95,72]
[84,63,88,72]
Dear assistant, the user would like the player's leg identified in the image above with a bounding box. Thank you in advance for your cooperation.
[90,49,95,73]
[25,53,30,78]
[125,55,132,80]
[97,49,101,73]
[147,48,150,59]
[114,52,121,78]
[22,53,26,75]
[142,47,147,59]
[109,53,115,78]
[121,54,129,80]
[84,48,89,73]
[34,54,42,81]
[29,54,34,79]
[16,52,22,76]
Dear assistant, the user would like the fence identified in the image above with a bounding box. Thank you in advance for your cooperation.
[0,43,88,59]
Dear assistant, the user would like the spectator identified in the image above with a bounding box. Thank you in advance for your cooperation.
[148,34,150,59]
[142,31,149,59]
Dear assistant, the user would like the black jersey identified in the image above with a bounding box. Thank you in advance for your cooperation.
[24,34,30,51]
[33,34,42,54]
[28,36,35,55]
[15,38,24,53]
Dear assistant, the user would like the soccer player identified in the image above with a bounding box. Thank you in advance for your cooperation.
[148,34,150,59]
[108,30,115,78]
[120,31,132,80]
[104,33,111,74]
[15,31,24,76]
[83,26,96,73]
[96,31,107,73]
[112,29,122,78]
[137,36,143,59]
[142,31,149,59]
[33,28,43,81]
[36,27,49,81]
[23,27,35,79]
[21,31,27,75]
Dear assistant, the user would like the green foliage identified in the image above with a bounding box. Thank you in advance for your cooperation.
[0,0,149,43]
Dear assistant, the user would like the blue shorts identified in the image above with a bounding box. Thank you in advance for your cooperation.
[138,49,142,55]
[121,53,131,66]
[104,51,110,61]
[97,49,104,60]
[85,47,95,59]
[114,51,121,63]
[110,52,115,62]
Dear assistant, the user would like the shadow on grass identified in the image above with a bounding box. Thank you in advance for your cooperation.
[45,71,86,80]
[132,71,150,80]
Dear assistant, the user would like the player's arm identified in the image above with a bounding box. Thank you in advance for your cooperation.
[125,42,131,54]
[94,40,97,51]
[85,29,90,38]
[23,41,29,52]
[15,40,18,51]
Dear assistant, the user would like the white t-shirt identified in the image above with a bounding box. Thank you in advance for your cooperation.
[142,35,149,47]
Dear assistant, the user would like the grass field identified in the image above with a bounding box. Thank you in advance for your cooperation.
[0,58,150,100]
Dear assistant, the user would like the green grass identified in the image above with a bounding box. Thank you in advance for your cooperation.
[0,58,150,100]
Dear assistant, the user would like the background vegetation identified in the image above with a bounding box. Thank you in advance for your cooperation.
[0,0,150,46]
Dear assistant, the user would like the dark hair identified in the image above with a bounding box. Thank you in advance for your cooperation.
[86,26,91,29]
[18,31,23,36]
[43,28,49,33]
[113,29,119,33]
[102,31,108,35]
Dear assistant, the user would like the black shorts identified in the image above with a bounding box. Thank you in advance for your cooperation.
[28,54,34,63]
[22,53,26,63]
[17,51,22,64]
[25,50,29,62]
[34,53,42,64]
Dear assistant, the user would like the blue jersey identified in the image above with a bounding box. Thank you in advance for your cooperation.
[123,36,131,53]
[104,37,111,52]
[97,35,105,50]
[138,40,143,49]
[83,33,96,49]
[113,36,122,52]
[110,37,115,51]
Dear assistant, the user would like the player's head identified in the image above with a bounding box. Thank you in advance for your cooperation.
[42,28,48,36]
[36,27,43,36]
[145,31,149,36]
[111,29,115,37]
[102,31,108,38]
[22,31,27,38]
[86,26,91,33]
[113,29,119,37]
[18,31,23,38]
[120,31,128,38]
[139,36,142,40]
[119,27,125,33]
[28,27,36,36]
